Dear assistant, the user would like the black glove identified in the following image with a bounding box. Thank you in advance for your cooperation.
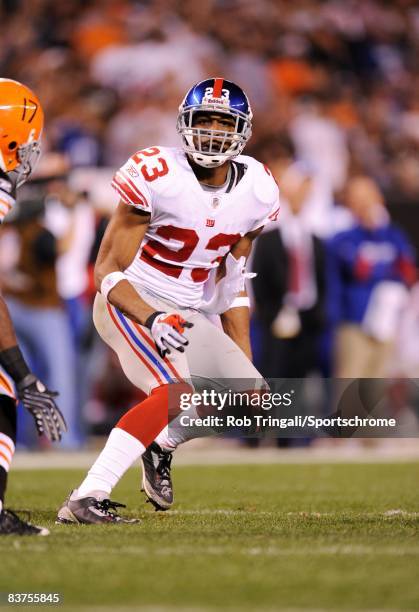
[16,374,67,442]
[0,170,16,223]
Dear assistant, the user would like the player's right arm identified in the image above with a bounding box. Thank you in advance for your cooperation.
[94,201,193,356]
[94,201,155,325]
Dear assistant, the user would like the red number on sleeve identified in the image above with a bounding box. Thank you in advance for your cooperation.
[141,158,169,182]
[132,147,161,162]
[132,147,169,182]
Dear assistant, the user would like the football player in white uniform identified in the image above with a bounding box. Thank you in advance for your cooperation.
[58,78,280,524]
[0,79,67,536]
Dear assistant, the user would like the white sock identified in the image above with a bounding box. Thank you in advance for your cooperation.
[154,425,177,451]
[77,428,145,497]
[154,406,215,450]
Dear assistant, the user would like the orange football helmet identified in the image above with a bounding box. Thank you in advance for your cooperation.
[0,78,44,185]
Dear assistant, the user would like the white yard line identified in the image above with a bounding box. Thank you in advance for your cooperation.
[8,542,419,557]
[10,439,419,470]
[164,509,419,518]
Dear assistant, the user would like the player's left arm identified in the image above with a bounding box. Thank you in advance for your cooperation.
[220,227,263,360]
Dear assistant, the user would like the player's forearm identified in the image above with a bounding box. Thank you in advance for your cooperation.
[0,294,33,383]
[106,279,156,326]
[95,263,155,326]
[0,294,18,350]
[94,202,157,325]
[221,300,252,361]
[220,228,260,359]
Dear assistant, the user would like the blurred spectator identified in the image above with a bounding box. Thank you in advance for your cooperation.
[90,25,212,95]
[327,176,416,378]
[104,84,180,167]
[43,177,97,440]
[43,178,96,346]
[392,283,419,378]
[252,164,326,378]
[257,134,353,238]
[0,198,81,448]
[290,96,349,193]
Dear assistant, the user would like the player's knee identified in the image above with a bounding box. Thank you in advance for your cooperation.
[152,381,194,421]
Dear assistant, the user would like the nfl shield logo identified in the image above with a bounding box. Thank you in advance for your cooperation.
[212,197,220,208]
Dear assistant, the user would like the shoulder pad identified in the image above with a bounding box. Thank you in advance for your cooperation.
[130,146,184,198]
[239,155,279,204]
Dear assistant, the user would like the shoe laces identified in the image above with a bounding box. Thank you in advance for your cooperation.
[156,451,173,483]
[93,499,126,519]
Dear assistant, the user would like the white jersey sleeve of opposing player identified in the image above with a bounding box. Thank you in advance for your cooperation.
[111,154,153,214]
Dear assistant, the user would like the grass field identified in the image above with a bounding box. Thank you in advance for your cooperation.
[1,462,419,611]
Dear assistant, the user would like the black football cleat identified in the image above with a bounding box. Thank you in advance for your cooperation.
[140,442,174,511]
[56,490,139,525]
[0,509,49,536]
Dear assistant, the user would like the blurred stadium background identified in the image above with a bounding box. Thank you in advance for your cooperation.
[1,0,419,453]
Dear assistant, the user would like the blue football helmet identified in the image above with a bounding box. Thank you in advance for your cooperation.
[177,77,253,168]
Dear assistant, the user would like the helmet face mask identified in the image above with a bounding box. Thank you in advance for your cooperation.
[177,78,252,168]
[0,79,44,186]
[13,140,42,187]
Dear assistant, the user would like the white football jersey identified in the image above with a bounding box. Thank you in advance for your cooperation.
[112,146,280,307]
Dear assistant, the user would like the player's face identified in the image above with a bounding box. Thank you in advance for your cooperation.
[191,112,236,153]
[345,177,385,227]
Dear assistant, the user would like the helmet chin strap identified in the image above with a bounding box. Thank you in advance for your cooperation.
[190,152,228,168]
